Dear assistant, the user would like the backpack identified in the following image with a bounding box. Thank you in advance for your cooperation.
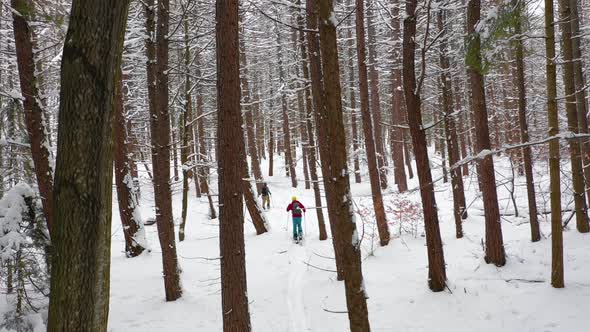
[292,202,302,215]
[261,186,269,196]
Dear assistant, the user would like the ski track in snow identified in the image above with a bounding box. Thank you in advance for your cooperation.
[287,242,310,332]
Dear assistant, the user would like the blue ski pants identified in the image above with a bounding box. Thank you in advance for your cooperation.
[292,217,302,239]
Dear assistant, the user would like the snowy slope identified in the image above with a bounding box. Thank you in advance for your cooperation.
[105,153,589,331]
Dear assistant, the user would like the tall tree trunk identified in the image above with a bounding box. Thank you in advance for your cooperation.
[403,0,447,291]
[194,52,217,219]
[319,0,371,329]
[307,0,345,280]
[389,0,408,192]
[297,0,328,240]
[570,0,590,223]
[438,9,466,238]
[291,27,312,190]
[276,26,298,188]
[239,23,264,194]
[47,0,131,329]
[11,0,54,234]
[216,0,252,329]
[346,23,363,184]
[355,0,390,246]
[513,0,540,242]
[367,0,388,189]
[467,0,506,266]
[544,0,564,288]
[558,0,590,233]
[453,77,470,176]
[115,71,147,257]
[152,0,182,301]
[268,85,275,177]
[179,17,191,242]
[403,126,414,179]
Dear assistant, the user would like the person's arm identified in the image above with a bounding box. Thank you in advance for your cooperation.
[300,202,306,212]
[286,203,291,212]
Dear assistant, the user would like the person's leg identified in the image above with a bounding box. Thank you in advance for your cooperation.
[265,196,270,209]
[293,217,302,240]
[292,217,298,240]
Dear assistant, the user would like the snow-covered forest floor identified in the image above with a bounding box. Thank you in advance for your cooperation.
[104,149,589,331]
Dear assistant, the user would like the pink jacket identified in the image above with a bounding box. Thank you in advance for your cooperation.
[286,201,306,218]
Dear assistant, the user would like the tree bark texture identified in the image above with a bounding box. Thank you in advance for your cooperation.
[216,0,253,329]
[153,0,183,301]
[544,0,564,288]
[355,0,390,246]
[115,72,146,257]
[47,0,131,330]
[389,0,408,192]
[403,0,447,291]
[11,0,54,234]
[319,0,371,329]
[437,10,466,239]
[276,25,298,188]
[558,0,590,233]
[297,0,327,240]
[366,0,388,190]
[513,0,540,242]
[307,0,345,280]
[467,0,506,266]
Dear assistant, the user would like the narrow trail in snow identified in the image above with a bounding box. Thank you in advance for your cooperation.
[287,243,310,332]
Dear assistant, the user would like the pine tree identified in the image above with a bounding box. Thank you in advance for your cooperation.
[216,0,252,329]
[47,0,131,329]
[355,0,390,246]
[11,0,54,234]
[319,0,371,329]
[467,0,506,266]
[545,0,564,288]
[403,0,447,291]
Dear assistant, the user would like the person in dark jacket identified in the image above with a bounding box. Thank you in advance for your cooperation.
[260,183,271,210]
[286,196,306,242]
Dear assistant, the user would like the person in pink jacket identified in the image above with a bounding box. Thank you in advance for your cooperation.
[286,196,306,242]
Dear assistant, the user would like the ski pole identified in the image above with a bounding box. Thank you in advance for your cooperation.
[304,212,307,236]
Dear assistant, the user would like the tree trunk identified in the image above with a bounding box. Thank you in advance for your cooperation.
[216,0,253,329]
[453,77,470,176]
[403,0,447,291]
[11,0,54,234]
[47,0,131,329]
[194,52,217,219]
[355,0,390,246]
[269,86,275,177]
[276,26,298,188]
[115,72,147,256]
[570,0,590,224]
[151,0,182,301]
[297,0,328,240]
[437,10,466,239]
[558,0,590,233]
[366,0,388,189]
[239,23,264,194]
[319,0,371,329]
[513,0,540,242]
[467,0,506,266]
[346,23,363,184]
[291,27,312,190]
[179,18,191,242]
[544,0,564,288]
[389,0,408,192]
[307,0,345,280]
